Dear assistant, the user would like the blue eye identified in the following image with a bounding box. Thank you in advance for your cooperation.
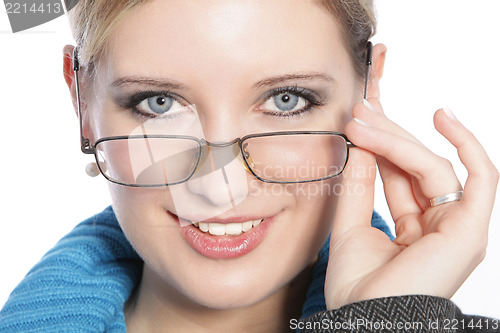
[258,87,325,118]
[273,93,300,111]
[142,96,174,114]
[261,89,309,115]
[130,93,187,118]
[121,90,194,120]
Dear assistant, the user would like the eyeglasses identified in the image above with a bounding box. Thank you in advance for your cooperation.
[73,43,372,187]
[89,132,353,187]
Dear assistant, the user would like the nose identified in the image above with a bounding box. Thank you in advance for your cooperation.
[186,143,250,207]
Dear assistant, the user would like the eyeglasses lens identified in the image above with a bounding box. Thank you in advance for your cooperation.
[94,133,347,186]
[241,133,347,183]
[95,137,201,186]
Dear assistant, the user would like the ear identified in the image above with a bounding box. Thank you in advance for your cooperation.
[62,44,94,144]
[365,43,387,99]
[63,44,79,116]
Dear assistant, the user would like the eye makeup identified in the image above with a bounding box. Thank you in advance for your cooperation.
[109,72,333,121]
[257,86,326,118]
[112,89,188,120]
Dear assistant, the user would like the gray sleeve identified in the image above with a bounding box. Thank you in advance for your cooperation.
[298,295,500,332]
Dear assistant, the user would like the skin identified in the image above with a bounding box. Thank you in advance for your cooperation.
[62,0,498,332]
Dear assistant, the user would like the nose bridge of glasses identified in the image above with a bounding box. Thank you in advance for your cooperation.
[203,138,240,147]
[192,138,251,178]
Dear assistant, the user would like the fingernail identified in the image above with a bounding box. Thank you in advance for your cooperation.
[443,106,457,120]
[363,98,377,112]
[353,117,370,126]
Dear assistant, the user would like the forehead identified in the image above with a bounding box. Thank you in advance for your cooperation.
[107,0,353,84]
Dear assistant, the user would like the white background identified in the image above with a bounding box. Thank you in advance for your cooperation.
[1,0,499,318]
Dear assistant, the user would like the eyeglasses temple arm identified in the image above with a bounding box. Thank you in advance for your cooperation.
[73,47,95,155]
[363,41,373,100]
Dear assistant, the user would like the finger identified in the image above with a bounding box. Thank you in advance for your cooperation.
[377,155,424,220]
[331,146,377,236]
[434,109,499,221]
[356,98,426,219]
[345,117,462,200]
[392,213,424,248]
[353,98,425,147]
[376,154,425,247]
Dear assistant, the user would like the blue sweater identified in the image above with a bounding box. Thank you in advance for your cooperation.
[0,206,393,332]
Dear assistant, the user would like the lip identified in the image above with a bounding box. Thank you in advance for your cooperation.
[175,212,278,259]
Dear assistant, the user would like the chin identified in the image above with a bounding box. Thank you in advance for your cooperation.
[171,269,280,310]
[193,291,267,310]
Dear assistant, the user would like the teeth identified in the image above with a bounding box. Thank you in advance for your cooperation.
[193,219,264,236]
[225,223,243,236]
[208,223,225,236]
[242,221,253,232]
[199,222,209,232]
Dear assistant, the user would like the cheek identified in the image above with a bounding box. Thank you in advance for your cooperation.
[260,180,339,276]
[108,185,174,242]
[108,185,188,286]
[289,178,339,236]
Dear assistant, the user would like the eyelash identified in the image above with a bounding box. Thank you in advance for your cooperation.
[120,86,325,119]
[259,86,325,118]
[120,90,182,119]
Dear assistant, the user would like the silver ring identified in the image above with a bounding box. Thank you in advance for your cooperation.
[430,191,463,207]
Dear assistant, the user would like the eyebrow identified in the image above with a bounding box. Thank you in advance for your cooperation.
[111,72,335,90]
[253,72,336,88]
[110,76,186,90]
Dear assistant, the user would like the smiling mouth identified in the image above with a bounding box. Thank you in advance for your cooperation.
[192,219,264,236]
[175,211,279,259]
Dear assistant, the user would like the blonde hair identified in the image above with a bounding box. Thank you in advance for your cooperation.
[316,0,376,77]
[65,0,146,74]
[66,0,375,77]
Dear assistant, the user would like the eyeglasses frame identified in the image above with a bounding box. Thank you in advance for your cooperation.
[91,132,353,187]
[72,42,373,186]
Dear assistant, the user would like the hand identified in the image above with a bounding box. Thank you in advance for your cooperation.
[324,98,499,310]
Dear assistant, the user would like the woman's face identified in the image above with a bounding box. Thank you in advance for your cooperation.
[88,0,360,308]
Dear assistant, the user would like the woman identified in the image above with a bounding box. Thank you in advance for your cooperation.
[1,0,498,331]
